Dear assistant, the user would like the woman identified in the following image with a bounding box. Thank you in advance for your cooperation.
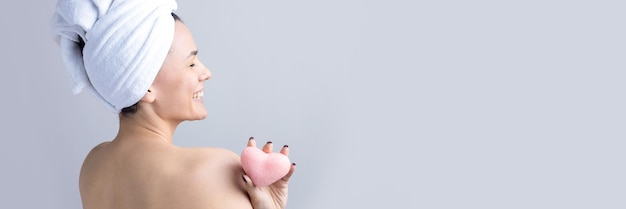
[51,1,294,208]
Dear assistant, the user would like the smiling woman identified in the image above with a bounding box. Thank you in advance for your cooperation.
[145,21,211,123]
[49,0,295,209]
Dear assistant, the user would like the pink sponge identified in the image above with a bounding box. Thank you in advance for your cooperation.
[240,146,291,187]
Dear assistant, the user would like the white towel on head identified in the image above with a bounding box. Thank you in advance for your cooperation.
[51,0,178,113]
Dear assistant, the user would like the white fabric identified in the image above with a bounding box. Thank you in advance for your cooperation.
[51,0,178,113]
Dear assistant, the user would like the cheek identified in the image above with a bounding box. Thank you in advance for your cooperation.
[163,76,196,100]
[152,69,197,97]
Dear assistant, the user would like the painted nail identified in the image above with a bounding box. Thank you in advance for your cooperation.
[242,175,247,182]
[266,141,272,144]
[292,163,296,166]
[249,137,254,140]
[283,145,289,148]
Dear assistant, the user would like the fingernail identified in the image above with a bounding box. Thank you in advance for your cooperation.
[242,175,247,182]
[292,163,296,166]
[283,145,289,148]
[249,137,254,140]
[266,141,272,144]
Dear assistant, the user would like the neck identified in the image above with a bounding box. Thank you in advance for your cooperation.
[115,111,181,144]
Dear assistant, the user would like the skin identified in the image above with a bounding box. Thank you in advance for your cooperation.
[79,20,295,209]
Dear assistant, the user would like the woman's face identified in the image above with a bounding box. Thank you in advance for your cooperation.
[150,20,211,122]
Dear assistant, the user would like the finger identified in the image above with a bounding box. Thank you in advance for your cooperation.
[262,141,273,153]
[247,137,256,147]
[281,163,296,183]
[280,145,289,156]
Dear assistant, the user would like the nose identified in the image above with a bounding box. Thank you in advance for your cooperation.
[198,61,212,81]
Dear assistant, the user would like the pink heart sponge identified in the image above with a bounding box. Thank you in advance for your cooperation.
[240,146,291,187]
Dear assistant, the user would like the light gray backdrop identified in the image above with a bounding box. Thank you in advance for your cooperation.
[1,0,624,208]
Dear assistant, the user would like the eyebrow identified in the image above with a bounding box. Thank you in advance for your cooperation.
[186,50,198,59]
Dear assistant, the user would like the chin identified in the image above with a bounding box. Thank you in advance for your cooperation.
[187,116,207,121]
[192,110,208,120]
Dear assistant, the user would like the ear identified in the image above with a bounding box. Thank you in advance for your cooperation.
[141,88,156,103]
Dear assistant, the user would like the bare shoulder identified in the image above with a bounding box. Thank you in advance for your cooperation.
[79,141,114,206]
[183,147,241,164]
[174,147,244,187]
[85,141,111,159]
[80,141,111,176]
[166,147,253,209]
[173,147,244,183]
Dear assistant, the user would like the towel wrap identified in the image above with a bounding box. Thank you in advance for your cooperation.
[51,0,178,112]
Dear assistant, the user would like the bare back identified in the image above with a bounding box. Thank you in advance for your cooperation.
[79,138,253,209]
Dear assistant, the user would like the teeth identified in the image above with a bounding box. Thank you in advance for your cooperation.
[193,90,204,100]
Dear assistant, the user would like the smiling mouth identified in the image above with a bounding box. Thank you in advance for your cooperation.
[193,89,204,100]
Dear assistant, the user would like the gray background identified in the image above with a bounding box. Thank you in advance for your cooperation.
[1,0,624,208]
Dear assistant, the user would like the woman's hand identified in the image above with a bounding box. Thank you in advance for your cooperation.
[242,138,296,209]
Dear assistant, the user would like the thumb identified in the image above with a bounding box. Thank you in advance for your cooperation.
[242,175,268,208]
[242,174,256,189]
